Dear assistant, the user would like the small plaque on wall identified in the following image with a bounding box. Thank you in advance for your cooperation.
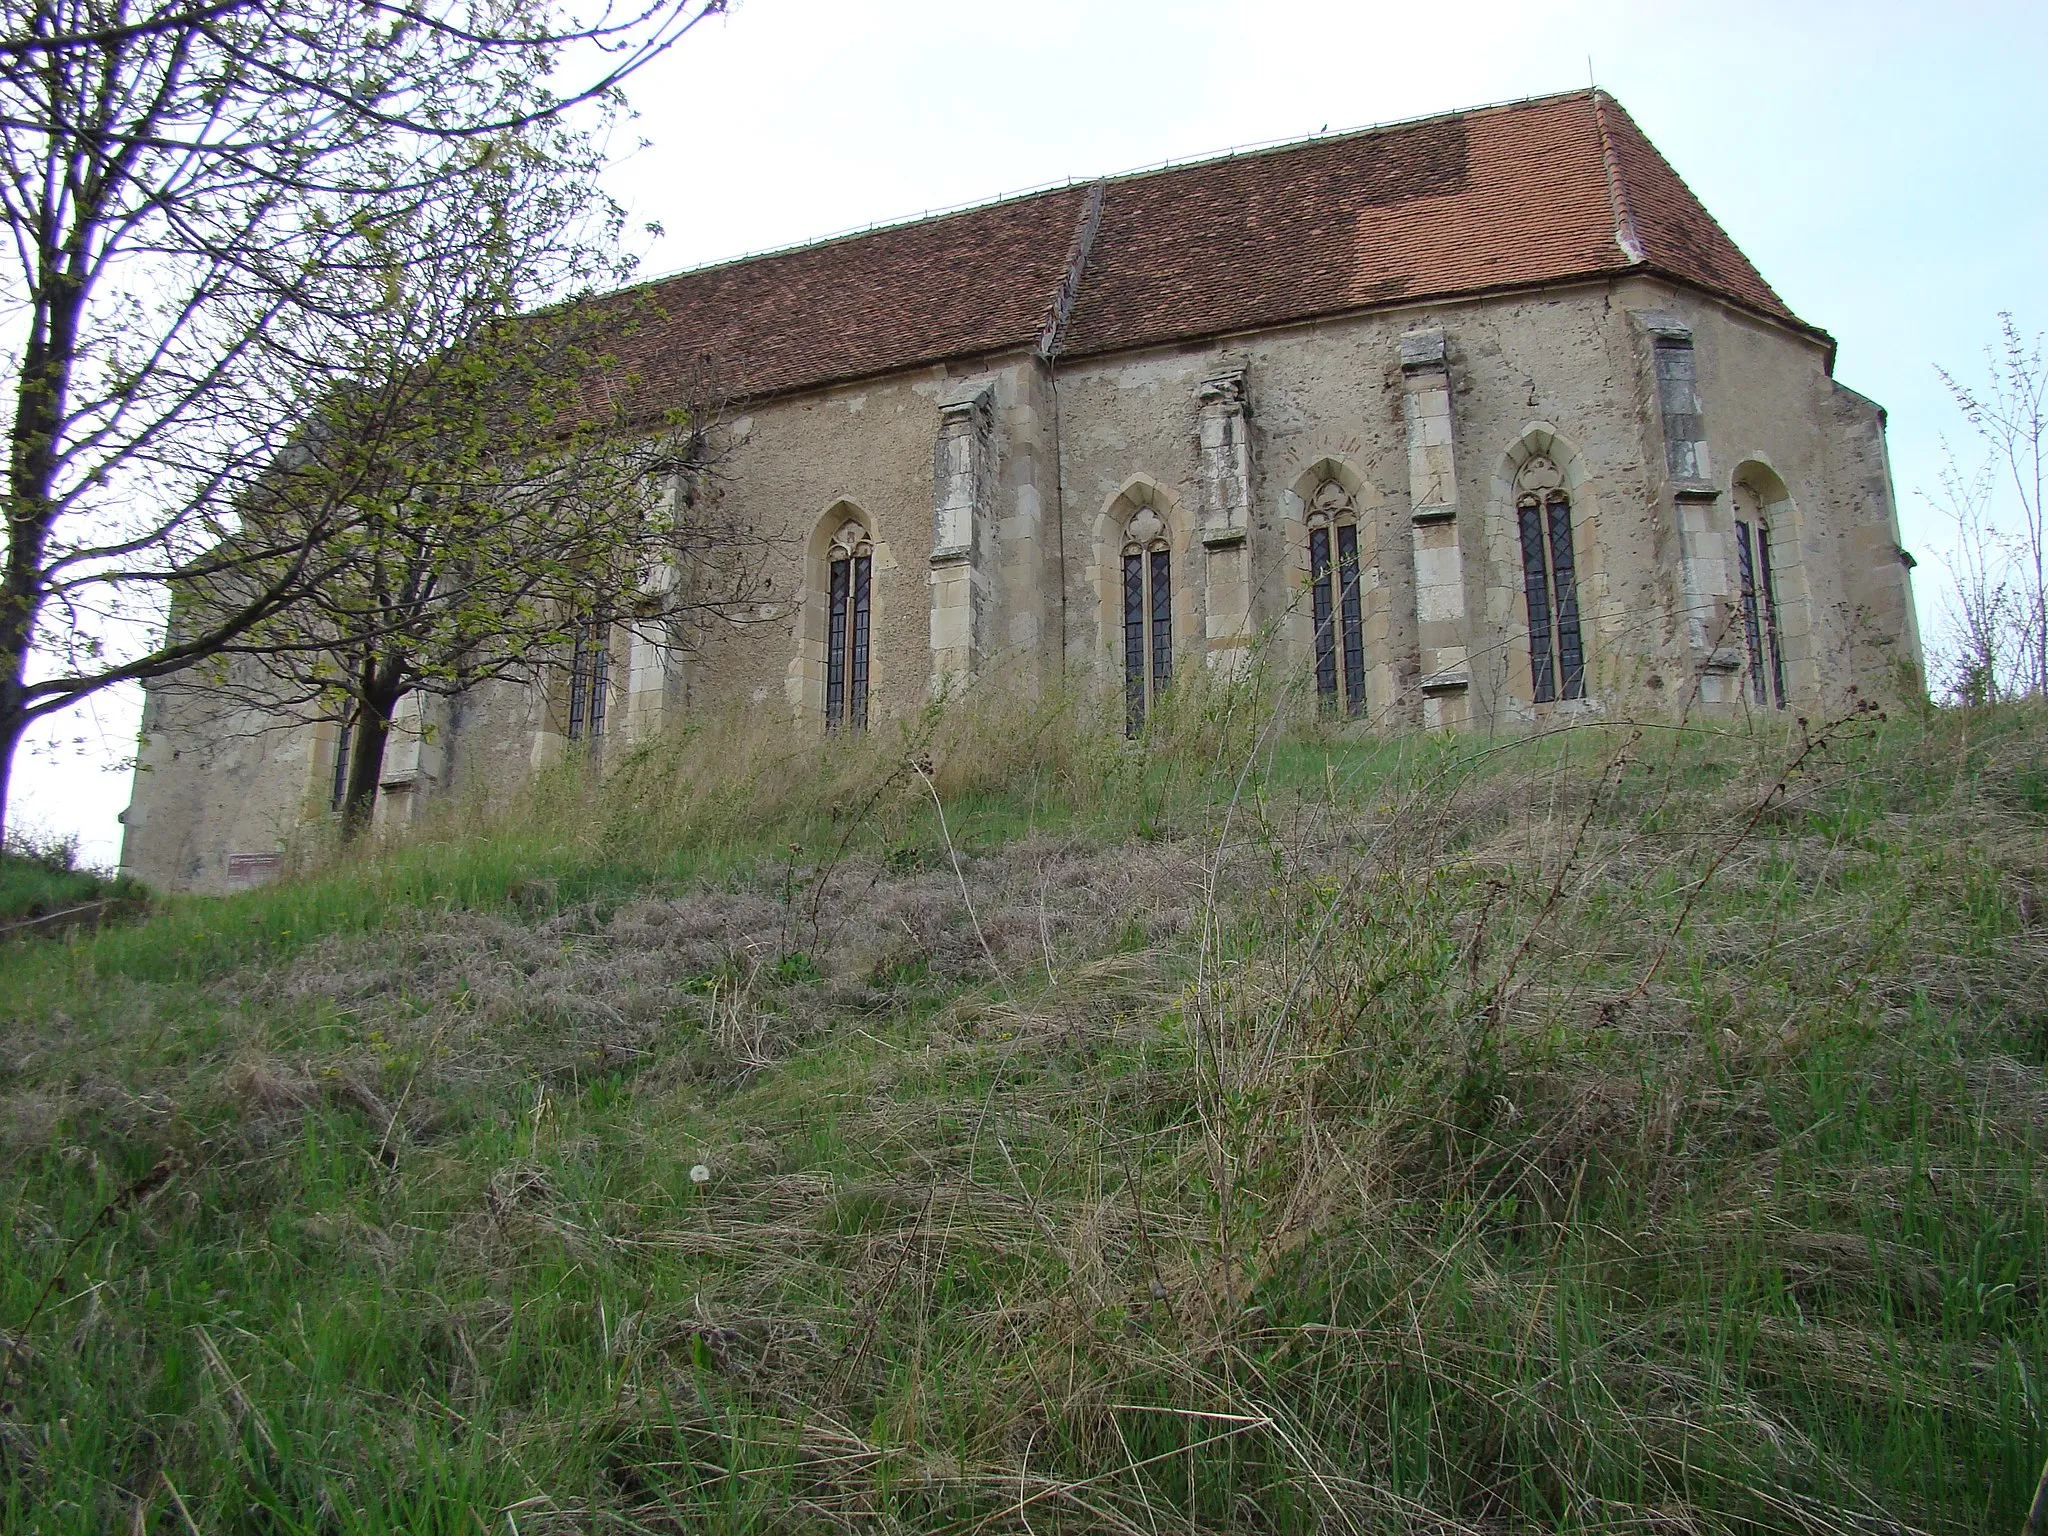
[226,851,284,883]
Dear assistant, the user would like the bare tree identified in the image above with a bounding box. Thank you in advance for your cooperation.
[170,316,761,836]
[1922,445,2018,705]
[0,0,726,835]
[1937,314,2046,698]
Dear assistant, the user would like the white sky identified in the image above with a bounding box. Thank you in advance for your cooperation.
[20,0,2045,868]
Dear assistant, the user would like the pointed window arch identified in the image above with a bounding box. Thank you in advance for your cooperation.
[1304,479,1367,716]
[1514,456,1585,703]
[825,518,872,730]
[1121,506,1173,733]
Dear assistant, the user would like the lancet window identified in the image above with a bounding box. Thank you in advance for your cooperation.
[1734,513,1786,709]
[567,605,611,746]
[825,520,872,730]
[1305,480,1367,717]
[1514,456,1586,704]
[331,719,353,810]
[1121,508,1173,734]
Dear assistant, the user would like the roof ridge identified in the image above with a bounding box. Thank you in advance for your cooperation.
[591,90,1822,409]
[1081,85,1595,189]
[625,87,1602,293]
[1593,93,1810,338]
[1591,88,1648,265]
[1037,179,1105,363]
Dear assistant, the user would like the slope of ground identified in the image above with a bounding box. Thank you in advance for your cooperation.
[0,693,2043,1534]
[0,847,142,928]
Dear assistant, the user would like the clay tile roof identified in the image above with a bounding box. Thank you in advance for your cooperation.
[606,90,1813,408]
[1591,94,1794,325]
[606,182,1089,406]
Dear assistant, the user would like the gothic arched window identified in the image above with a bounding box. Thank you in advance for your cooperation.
[331,718,353,810]
[1514,456,1585,703]
[1733,486,1786,709]
[1121,508,1173,734]
[567,603,611,746]
[826,519,872,730]
[1306,480,1366,717]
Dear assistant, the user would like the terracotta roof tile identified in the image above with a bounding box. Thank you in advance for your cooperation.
[607,184,1088,404]
[1061,92,1629,356]
[1594,95,1794,325]
[604,91,1813,407]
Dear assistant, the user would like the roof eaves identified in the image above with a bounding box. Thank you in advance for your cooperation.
[611,341,1049,430]
[1056,268,1642,367]
[1633,263,1839,371]
[1052,265,1839,376]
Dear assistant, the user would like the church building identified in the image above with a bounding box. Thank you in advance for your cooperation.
[120,89,1923,893]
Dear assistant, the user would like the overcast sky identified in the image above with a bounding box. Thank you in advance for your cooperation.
[17,0,2045,867]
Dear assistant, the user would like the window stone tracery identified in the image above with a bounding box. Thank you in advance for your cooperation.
[1514,456,1585,703]
[1120,507,1172,733]
[826,519,872,730]
[1305,479,1367,717]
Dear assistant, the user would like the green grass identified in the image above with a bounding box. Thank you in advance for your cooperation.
[0,852,140,926]
[1,692,2044,1533]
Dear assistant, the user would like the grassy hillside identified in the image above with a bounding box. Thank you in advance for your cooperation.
[1,692,2044,1534]
[0,843,141,928]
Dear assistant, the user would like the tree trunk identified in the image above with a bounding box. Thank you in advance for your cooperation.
[340,654,406,842]
[0,702,25,847]
[0,226,89,845]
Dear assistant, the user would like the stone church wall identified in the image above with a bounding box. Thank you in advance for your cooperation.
[121,658,328,892]
[119,278,1922,894]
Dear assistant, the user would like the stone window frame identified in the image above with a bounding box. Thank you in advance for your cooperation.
[790,500,885,730]
[301,716,351,816]
[1279,457,1386,722]
[1090,476,1190,734]
[530,600,626,770]
[824,520,873,730]
[1513,456,1587,704]
[1728,460,1817,708]
[565,602,614,748]
[329,717,352,810]
[1484,425,1606,719]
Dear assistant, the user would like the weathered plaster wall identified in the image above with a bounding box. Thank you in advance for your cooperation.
[1607,275,1922,713]
[1051,279,1920,726]
[120,661,325,893]
[121,279,1921,893]
[1054,284,1661,726]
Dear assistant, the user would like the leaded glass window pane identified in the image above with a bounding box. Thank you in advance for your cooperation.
[1756,523,1786,708]
[1546,495,1585,701]
[1123,551,1145,735]
[1735,519,1768,706]
[826,555,849,729]
[1149,548,1173,707]
[567,644,587,740]
[332,720,352,810]
[1309,526,1336,710]
[1337,523,1366,717]
[568,609,610,744]
[1518,499,1556,704]
[849,554,872,730]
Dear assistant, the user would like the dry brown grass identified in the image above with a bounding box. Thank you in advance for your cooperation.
[2,698,2045,1532]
